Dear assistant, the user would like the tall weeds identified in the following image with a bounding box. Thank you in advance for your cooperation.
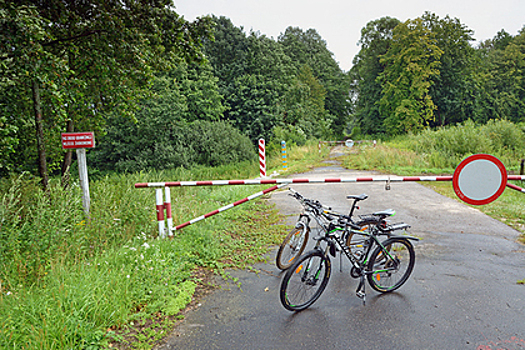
[0,160,286,349]
[344,120,525,174]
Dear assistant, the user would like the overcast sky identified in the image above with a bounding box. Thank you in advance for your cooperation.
[173,0,524,72]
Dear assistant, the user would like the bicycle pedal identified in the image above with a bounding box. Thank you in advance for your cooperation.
[356,290,366,300]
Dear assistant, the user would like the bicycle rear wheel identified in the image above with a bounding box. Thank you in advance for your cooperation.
[280,250,331,311]
[276,226,309,270]
[367,237,415,293]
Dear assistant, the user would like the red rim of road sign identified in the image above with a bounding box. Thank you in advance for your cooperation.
[452,154,507,205]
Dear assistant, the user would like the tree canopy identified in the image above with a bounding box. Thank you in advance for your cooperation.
[0,0,213,183]
[1,4,524,179]
[350,13,524,136]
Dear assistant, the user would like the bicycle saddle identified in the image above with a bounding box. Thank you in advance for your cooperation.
[346,194,368,201]
[373,209,395,217]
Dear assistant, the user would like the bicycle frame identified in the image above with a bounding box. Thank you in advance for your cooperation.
[312,222,418,303]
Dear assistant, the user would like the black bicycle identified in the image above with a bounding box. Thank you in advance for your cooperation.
[275,188,395,271]
[279,210,417,311]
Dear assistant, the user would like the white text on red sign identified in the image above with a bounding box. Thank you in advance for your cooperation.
[61,132,95,149]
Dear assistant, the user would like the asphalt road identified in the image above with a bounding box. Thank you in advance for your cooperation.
[156,163,525,350]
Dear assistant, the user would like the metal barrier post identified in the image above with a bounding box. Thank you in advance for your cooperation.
[155,188,165,238]
[259,138,266,177]
[281,141,287,170]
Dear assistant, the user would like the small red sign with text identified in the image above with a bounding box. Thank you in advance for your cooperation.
[61,132,95,149]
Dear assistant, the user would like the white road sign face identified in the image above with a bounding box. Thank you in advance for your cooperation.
[453,154,507,205]
[345,140,354,148]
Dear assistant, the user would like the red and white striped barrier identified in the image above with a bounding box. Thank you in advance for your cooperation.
[142,174,525,234]
[136,175,458,188]
[319,139,376,153]
[507,183,525,193]
[151,183,285,236]
[259,138,266,177]
[171,184,285,232]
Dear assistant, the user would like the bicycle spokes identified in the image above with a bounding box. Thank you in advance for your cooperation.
[367,239,415,293]
[280,251,331,311]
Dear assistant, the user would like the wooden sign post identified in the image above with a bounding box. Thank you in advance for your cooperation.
[61,132,95,216]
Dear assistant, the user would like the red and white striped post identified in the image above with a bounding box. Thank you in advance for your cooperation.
[164,187,173,237]
[155,188,165,238]
[259,138,266,178]
[155,188,174,237]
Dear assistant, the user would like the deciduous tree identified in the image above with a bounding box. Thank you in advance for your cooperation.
[0,0,213,186]
[378,18,443,135]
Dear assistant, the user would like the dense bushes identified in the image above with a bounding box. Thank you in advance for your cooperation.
[90,118,255,172]
[407,119,525,167]
[344,119,525,174]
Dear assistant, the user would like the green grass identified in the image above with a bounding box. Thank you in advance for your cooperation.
[2,125,524,349]
[341,134,525,242]
[266,140,335,176]
[0,161,288,350]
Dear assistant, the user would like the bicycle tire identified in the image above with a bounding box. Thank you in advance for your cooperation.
[276,225,310,270]
[345,219,381,261]
[367,237,415,293]
[280,249,331,311]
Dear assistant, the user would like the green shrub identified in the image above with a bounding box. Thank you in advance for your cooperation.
[344,120,525,175]
[480,119,525,160]
[90,119,255,172]
[403,119,525,169]
[186,120,255,167]
[267,125,307,155]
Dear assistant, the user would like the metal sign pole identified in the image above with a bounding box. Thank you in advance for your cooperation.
[76,148,90,216]
[62,132,95,218]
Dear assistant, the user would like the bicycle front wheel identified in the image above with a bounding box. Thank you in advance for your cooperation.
[280,250,331,311]
[276,226,309,270]
[367,237,415,293]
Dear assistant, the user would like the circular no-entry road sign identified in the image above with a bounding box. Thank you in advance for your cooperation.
[453,154,507,205]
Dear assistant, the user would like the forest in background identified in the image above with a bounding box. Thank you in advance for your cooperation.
[1,1,524,186]
[1,3,524,348]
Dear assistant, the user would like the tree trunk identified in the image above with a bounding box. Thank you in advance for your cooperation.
[61,119,74,188]
[32,80,49,190]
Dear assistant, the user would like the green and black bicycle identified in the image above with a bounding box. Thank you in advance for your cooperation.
[275,188,396,271]
[279,199,417,311]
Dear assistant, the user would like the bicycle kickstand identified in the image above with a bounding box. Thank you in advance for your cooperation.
[356,275,366,306]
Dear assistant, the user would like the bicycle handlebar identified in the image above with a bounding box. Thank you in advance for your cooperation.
[288,188,330,211]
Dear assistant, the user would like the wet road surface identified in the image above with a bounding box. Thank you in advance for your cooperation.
[156,165,525,350]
